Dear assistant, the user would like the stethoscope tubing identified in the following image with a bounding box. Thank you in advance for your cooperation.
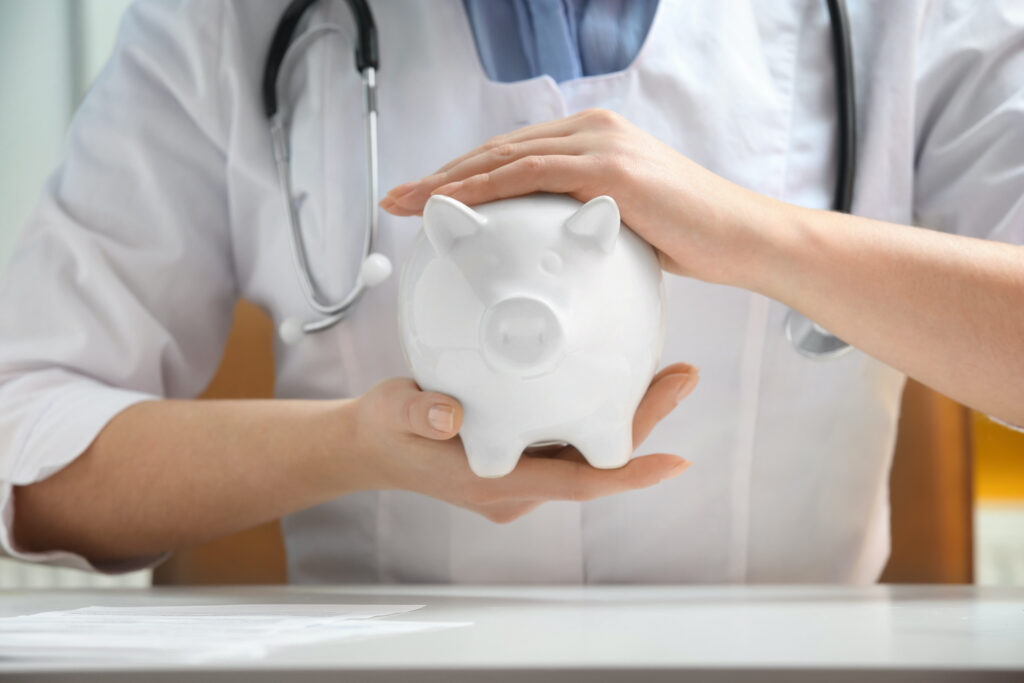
[265,1,386,338]
[825,0,856,215]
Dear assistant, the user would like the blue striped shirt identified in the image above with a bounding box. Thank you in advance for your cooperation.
[462,0,659,83]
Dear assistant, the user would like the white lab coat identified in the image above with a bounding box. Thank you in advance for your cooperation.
[1,0,1022,583]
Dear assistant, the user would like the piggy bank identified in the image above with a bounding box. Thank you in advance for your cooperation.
[397,193,665,478]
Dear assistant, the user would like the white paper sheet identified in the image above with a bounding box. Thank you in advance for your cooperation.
[0,604,470,662]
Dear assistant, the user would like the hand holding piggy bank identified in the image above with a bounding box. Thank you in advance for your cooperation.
[398,193,665,478]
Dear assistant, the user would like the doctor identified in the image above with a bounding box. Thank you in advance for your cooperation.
[2,0,1023,584]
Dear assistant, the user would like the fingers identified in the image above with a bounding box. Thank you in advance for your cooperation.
[386,137,585,214]
[482,452,689,503]
[466,452,688,524]
[383,154,588,216]
[381,109,615,215]
[434,155,591,210]
[382,119,580,204]
[365,367,695,530]
[632,363,700,447]
[368,378,463,440]
[434,114,586,174]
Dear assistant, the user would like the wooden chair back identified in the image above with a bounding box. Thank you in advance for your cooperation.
[881,379,973,582]
[151,301,287,585]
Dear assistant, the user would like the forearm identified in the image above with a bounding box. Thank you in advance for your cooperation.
[12,398,369,563]
[748,200,1024,425]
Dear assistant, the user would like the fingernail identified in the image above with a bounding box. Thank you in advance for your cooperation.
[665,459,691,479]
[428,404,454,433]
[675,369,700,403]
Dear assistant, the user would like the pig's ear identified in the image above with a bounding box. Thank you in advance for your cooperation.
[423,195,487,255]
[564,196,620,253]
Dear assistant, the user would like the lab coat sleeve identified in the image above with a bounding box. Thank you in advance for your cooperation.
[0,0,236,571]
[913,0,1024,246]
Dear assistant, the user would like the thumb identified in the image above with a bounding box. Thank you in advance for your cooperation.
[383,379,463,440]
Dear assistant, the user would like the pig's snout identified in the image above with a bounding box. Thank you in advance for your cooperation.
[480,297,564,376]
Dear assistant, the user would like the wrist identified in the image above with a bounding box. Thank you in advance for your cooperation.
[726,192,816,301]
[307,397,385,496]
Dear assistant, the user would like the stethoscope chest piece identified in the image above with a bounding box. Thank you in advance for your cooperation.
[784,309,853,360]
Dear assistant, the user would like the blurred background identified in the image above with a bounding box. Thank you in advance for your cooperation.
[0,0,1022,590]
[0,0,132,267]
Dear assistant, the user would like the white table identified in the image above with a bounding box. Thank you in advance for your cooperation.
[1,584,1023,681]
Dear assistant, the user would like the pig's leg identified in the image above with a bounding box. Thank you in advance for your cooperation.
[459,424,525,478]
[571,424,634,470]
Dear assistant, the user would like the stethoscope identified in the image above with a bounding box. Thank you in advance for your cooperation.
[264,0,857,359]
[265,0,390,345]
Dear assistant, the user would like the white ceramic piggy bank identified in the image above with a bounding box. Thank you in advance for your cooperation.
[397,193,665,478]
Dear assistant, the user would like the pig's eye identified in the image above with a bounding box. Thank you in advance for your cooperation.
[540,251,563,275]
